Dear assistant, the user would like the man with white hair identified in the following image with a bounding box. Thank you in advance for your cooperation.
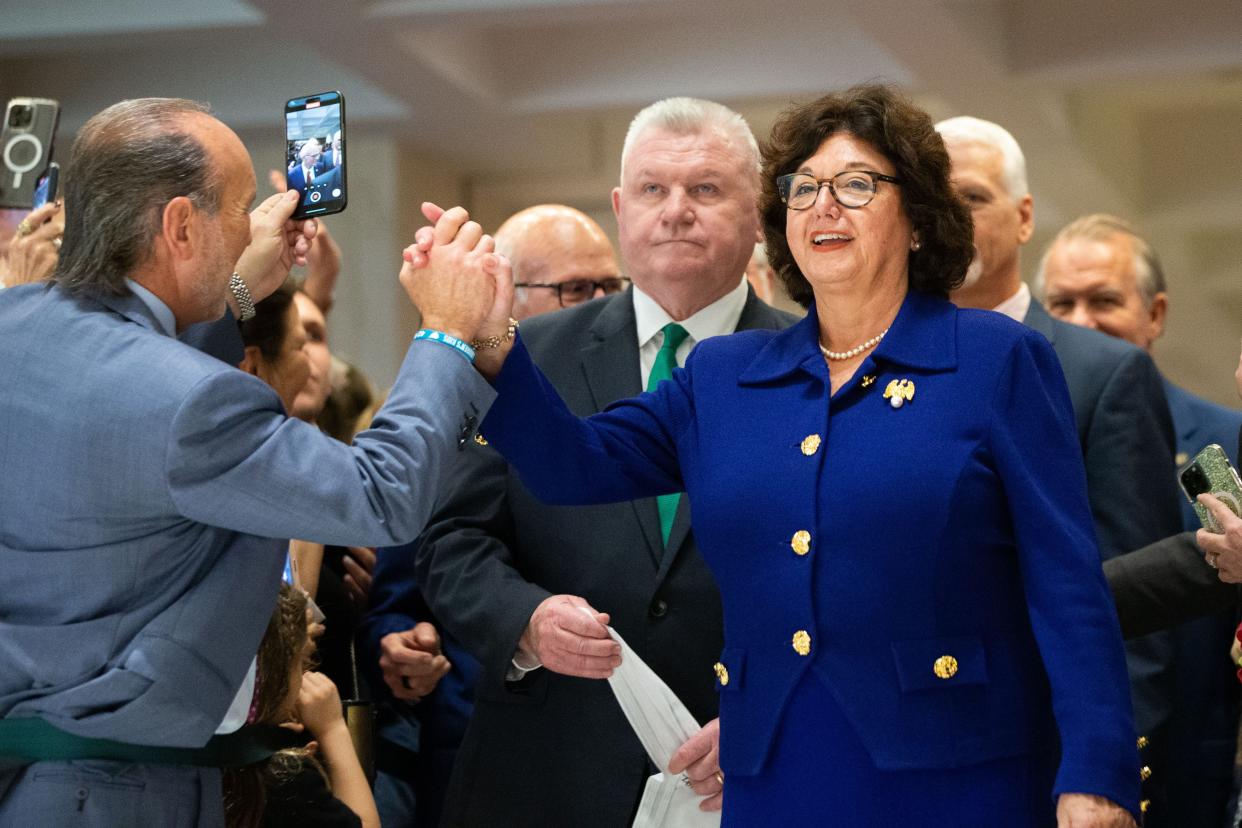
[937,116,1183,823]
[415,97,794,826]
[1038,214,1242,825]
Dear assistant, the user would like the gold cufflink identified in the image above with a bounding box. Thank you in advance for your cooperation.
[883,379,915,409]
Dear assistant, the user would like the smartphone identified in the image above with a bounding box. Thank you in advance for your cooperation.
[1178,443,1242,533]
[285,91,346,220]
[32,161,59,209]
[0,97,60,209]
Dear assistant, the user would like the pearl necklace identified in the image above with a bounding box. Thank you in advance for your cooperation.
[818,327,889,361]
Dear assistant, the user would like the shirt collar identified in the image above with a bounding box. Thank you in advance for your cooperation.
[991,281,1031,323]
[123,278,178,337]
[632,276,749,349]
[738,289,958,385]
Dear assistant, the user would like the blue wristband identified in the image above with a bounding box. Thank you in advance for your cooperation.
[414,328,476,363]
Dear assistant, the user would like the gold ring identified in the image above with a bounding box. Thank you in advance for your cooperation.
[714,771,724,785]
[15,219,34,237]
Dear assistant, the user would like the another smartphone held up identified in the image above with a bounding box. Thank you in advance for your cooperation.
[1,97,60,210]
[1179,443,1242,534]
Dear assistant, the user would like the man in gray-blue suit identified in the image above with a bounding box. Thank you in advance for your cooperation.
[0,98,508,826]
[1039,213,1242,827]
[937,116,1184,823]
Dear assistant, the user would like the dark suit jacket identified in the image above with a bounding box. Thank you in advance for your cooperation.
[287,164,315,196]
[1106,532,1239,639]
[415,288,794,827]
[1025,303,1183,822]
[1160,382,1242,822]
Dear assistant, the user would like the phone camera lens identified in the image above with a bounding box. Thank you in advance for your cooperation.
[1181,464,1210,498]
[8,105,34,129]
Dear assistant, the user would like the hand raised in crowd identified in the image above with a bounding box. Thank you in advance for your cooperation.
[233,190,317,306]
[407,202,516,377]
[295,670,381,828]
[1196,494,1242,582]
[1055,793,1136,828]
[5,203,64,286]
[668,718,724,811]
[341,546,376,608]
[296,670,347,739]
[379,621,451,702]
[517,594,620,679]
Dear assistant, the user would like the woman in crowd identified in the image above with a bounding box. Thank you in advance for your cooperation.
[442,84,1139,825]
[237,281,311,415]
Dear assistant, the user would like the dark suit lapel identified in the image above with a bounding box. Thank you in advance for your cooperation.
[577,292,666,567]
[658,289,798,577]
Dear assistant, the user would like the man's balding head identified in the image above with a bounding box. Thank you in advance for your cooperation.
[495,205,620,320]
[54,98,256,329]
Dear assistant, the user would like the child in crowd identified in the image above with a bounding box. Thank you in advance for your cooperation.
[224,583,379,828]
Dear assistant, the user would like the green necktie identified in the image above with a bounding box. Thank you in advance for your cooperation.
[647,322,690,546]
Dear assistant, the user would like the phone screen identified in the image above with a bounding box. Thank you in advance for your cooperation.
[285,91,345,219]
[32,162,57,209]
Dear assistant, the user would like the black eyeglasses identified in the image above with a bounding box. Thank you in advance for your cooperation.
[776,170,901,210]
[514,277,629,307]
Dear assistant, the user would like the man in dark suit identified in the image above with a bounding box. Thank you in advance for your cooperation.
[287,138,323,198]
[414,97,795,827]
[1038,214,1242,826]
[936,116,1184,822]
[359,204,619,827]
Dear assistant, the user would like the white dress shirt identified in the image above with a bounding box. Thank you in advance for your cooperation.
[992,281,1033,324]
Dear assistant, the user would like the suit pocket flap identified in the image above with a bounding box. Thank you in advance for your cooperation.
[891,636,987,692]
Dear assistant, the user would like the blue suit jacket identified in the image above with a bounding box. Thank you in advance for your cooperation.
[481,290,1139,817]
[0,281,495,747]
[359,541,479,749]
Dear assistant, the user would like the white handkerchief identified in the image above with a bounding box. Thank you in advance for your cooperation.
[587,610,720,828]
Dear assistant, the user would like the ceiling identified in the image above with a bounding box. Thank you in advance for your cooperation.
[2,0,1241,396]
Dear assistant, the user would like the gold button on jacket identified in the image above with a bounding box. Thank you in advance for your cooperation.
[714,661,729,686]
[800,434,821,456]
[791,530,811,556]
[933,655,958,679]
[792,630,811,656]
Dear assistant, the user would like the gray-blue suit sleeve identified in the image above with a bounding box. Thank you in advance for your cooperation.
[164,341,496,548]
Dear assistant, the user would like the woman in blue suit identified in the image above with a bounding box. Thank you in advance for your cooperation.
[427,85,1138,826]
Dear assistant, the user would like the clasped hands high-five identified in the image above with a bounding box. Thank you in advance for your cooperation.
[400,202,515,378]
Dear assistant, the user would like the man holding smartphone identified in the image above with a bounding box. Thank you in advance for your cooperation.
[0,97,507,825]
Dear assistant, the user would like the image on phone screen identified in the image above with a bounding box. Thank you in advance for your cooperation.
[285,92,345,219]
[32,162,58,210]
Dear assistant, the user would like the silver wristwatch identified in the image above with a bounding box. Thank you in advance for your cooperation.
[229,272,256,322]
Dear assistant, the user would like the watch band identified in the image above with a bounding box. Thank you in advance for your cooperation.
[229,272,256,322]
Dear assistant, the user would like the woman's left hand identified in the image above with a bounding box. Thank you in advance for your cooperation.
[1056,793,1136,827]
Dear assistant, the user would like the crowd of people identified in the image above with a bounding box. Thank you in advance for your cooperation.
[2,83,1242,828]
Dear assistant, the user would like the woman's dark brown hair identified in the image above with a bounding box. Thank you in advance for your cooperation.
[223,582,317,828]
[238,280,298,363]
[759,84,974,307]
